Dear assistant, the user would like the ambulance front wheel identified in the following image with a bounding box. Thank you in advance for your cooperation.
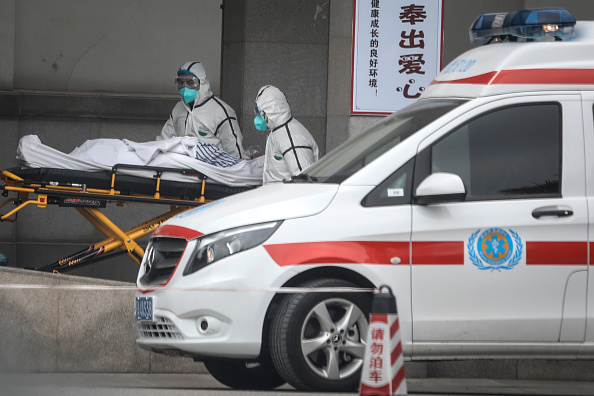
[269,278,371,392]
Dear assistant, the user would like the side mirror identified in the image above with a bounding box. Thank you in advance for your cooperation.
[415,172,466,205]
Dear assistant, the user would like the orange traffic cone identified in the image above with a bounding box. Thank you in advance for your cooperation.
[360,285,407,396]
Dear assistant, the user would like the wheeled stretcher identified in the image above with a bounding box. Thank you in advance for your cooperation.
[0,135,262,273]
[0,165,252,272]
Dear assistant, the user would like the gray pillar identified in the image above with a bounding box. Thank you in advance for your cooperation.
[326,0,354,152]
[222,0,246,122]
[0,0,15,90]
[223,0,329,156]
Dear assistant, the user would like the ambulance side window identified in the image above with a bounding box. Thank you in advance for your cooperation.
[362,158,414,207]
[418,103,562,201]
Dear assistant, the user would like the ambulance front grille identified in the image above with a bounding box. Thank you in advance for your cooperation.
[137,316,183,340]
[139,237,188,287]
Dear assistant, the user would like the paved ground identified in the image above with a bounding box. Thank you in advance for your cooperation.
[1,373,594,396]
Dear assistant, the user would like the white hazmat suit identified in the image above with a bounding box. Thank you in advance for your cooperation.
[160,62,245,159]
[255,85,319,184]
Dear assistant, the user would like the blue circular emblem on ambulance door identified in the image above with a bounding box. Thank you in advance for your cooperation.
[477,228,512,265]
[467,228,523,271]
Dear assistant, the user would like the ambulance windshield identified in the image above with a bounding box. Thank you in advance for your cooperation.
[302,99,466,184]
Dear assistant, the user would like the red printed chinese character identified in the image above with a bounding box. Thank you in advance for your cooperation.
[371,328,385,340]
[370,342,384,355]
[369,370,383,383]
[399,54,426,74]
[400,4,427,25]
[397,78,425,99]
[369,356,384,369]
[400,29,425,49]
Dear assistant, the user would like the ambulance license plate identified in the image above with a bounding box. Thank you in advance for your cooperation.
[135,297,153,322]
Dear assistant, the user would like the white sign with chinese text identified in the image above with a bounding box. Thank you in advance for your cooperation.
[351,0,443,115]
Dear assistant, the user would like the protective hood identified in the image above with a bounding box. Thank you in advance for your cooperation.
[178,61,213,106]
[163,183,338,236]
[255,85,292,129]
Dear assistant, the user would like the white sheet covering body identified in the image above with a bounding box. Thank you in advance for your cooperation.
[16,135,263,187]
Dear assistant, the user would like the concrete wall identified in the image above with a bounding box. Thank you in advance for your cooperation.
[8,0,223,95]
[0,266,205,374]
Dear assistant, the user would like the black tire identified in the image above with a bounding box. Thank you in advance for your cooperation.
[269,278,371,392]
[203,358,286,390]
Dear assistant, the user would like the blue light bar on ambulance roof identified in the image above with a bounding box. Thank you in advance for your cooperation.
[470,8,576,44]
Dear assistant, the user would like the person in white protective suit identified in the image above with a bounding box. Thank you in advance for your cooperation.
[160,61,245,159]
[254,85,319,184]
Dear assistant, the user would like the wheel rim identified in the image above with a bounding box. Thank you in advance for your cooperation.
[300,297,368,380]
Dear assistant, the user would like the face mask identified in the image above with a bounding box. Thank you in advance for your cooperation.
[180,87,198,104]
[254,114,268,131]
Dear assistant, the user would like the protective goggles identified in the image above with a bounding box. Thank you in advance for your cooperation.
[175,75,200,89]
[254,105,266,118]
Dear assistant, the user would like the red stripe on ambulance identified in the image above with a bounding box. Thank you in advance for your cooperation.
[264,241,409,266]
[152,224,203,240]
[412,241,464,265]
[265,240,589,267]
[431,68,594,86]
[431,71,498,85]
[526,241,588,265]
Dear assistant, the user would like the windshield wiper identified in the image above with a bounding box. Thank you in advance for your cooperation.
[287,173,317,183]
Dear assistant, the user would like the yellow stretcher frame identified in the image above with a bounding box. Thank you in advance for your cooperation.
[0,165,224,273]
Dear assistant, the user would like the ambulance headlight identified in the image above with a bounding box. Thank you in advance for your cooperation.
[183,221,282,275]
[470,8,576,44]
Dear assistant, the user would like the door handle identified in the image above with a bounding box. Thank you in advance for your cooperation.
[532,206,574,219]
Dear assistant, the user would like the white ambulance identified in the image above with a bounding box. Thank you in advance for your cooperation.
[135,9,594,392]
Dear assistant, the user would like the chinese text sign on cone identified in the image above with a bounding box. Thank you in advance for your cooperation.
[360,285,407,396]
